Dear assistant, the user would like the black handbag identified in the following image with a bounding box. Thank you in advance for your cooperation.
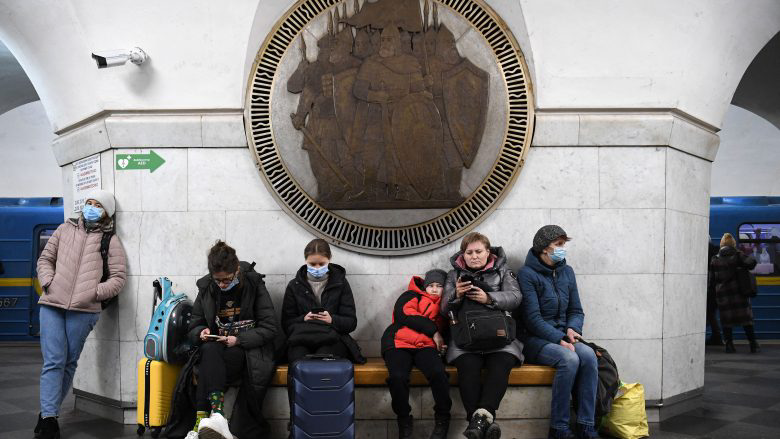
[287,321,339,347]
[450,276,515,350]
[736,267,758,298]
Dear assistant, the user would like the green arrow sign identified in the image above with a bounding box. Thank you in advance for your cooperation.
[115,150,166,173]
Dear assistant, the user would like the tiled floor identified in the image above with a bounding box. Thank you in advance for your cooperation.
[1,342,778,438]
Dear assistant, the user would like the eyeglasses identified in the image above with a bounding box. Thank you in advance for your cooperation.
[213,272,237,286]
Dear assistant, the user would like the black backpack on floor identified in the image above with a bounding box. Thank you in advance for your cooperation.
[575,338,620,417]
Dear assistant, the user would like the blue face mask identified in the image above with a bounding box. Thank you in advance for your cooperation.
[82,205,104,222]
[307,264,329,278]
[550,247,567,263]
[219,276,239,292]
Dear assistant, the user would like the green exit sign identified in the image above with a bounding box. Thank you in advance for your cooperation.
[115,150,166,173]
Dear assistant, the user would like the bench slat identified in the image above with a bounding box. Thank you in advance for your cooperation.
[271,358,554,386]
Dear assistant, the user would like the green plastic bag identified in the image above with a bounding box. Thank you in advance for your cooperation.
[600,382,649,439]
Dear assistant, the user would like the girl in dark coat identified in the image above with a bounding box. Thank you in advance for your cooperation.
[381,270,452,439]
[710,233,760,353]
[517,225,599,439]
[281,239,365,364]
[441,232,523,439]
[186,241,278,439]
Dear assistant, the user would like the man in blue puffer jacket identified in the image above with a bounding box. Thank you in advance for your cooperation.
[517,225,600,439]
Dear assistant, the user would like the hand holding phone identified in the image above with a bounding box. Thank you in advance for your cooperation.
[204,334,222,340]
[310,307,326,314]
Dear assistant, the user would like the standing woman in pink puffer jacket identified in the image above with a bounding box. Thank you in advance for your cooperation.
[33,189,127,439]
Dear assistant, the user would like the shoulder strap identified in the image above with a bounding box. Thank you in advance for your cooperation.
[100,231,114,282]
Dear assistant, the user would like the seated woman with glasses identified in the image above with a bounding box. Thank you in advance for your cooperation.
[186,240,278,439]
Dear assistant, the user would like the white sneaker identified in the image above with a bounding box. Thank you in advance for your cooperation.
[185,431,199,439]
[197,412,232,439]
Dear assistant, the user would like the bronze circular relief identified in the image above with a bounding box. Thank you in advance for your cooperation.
[246,0,534,255]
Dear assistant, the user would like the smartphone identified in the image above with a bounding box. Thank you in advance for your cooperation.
[204,334,222,340]
[459,274,475,283]
[310,307,326,314]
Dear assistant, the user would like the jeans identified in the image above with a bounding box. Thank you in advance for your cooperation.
[452,352,517,420]
[196,342,246,412]
[535,342,598,429]
[384,348,451,419]
[39,305,100,417]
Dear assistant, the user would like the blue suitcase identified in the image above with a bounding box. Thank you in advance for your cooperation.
[290,355,355,439]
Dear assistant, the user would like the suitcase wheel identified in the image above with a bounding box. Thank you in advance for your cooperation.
[150,427,162,438]
[137,424,145,436]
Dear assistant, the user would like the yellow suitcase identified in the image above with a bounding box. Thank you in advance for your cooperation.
[137,358,181,437]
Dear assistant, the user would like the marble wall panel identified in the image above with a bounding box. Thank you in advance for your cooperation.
[115,212,142,276]
[502,147,599,209]
[139,148,188,211]
[187,148,279,211]
[549,209,665,275]
[664,210,710,275]
[662,333,705,399]
[73,337,121,401]
[663,274,707,338]
[589,338,662,400]
[113,149,143,212]
[106,115,202,148]
[387,240,459,276]
[202,114,247,148]
[139,211,226,276]
[531,113,579,146]
[262,274,289,321]
[477,208,553,269]
[599,147,666,208]
[89,298,119,341]
[578,274,663,340]
[579,114,673,146]
[226,211,314,276]
[119,340,145,402]
[348,274,409,351]
[356,387,422,419]
[669,116,720,162]
[60,162,74,218]
[666,148,712,217]
[330,247,389,276]
[261,387,290,419]
[100,149,115,193]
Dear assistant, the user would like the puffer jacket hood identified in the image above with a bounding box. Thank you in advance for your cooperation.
[381,276,445,352]
[37,217,127,313]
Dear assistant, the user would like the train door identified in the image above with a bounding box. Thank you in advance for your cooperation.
[29,225,58,336]
[737,222,780,339]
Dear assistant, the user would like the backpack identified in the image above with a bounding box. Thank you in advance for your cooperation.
[449,273,516,351]
[143,277,194,364]
[575,338,620,417]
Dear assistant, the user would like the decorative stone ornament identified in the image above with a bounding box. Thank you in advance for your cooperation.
[246,0,534,255]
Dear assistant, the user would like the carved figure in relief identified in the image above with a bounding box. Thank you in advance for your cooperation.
[286,0,489,209]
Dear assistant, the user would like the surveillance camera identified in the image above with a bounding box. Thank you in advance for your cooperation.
[91,47,147,68]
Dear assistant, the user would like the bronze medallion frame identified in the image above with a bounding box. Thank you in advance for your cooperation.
[245,0,534,255]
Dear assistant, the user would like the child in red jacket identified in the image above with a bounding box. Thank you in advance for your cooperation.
[382,269,452,439]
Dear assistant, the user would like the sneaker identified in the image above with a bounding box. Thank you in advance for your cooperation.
[185,431,199,439]
[198,412,232,439]
[37,416,60,439]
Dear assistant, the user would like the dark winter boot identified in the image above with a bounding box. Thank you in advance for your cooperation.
[463,409,491,439]
[548,427,576,439]
[430,415,450,439]
[484,420,501,439]
[38,416,60,439]
[397,415,413,439]
[723,328,736,353]
[744,325,761,353]
[576,423,601,439]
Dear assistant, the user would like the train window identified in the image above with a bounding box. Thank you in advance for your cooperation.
[737,223,780,276]
[36,228,56,260]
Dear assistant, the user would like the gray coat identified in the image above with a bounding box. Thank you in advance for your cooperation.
[440,247,524,363]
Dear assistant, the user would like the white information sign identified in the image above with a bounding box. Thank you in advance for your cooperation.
[72,154,102,213]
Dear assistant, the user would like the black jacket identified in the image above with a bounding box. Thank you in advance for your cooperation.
[282,264,366,363]
[164,261,277,438]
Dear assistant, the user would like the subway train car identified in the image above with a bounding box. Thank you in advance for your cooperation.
[0,198,64,341]
[710,197,780,339]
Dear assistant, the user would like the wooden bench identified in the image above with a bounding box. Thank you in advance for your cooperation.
[270,357,554,386]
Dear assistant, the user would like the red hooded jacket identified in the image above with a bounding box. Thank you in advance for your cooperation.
[381,276,446,352]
